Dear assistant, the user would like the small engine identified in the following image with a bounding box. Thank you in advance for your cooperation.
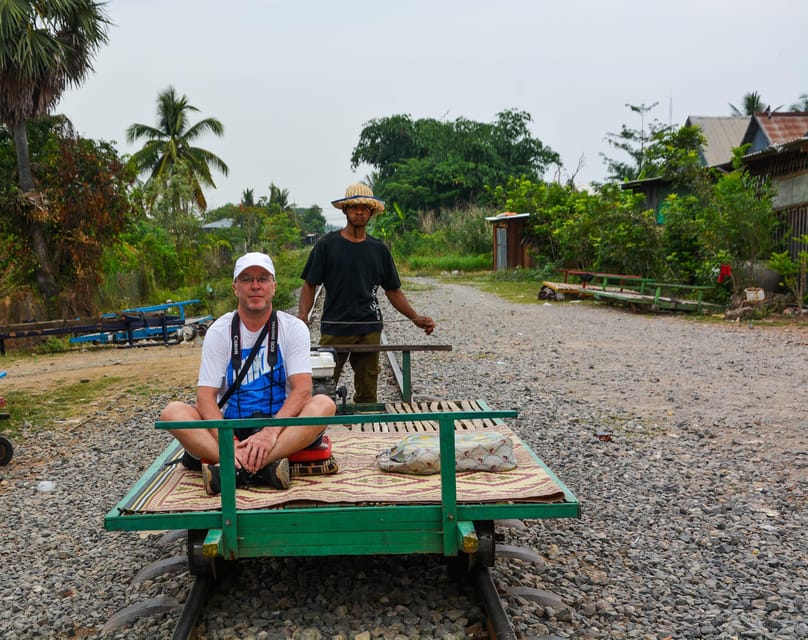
[310,347,347,406]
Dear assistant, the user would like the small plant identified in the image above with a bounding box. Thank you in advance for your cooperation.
[769,234,808,313]
[35,336,72,354]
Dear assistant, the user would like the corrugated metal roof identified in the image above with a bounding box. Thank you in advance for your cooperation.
[685,116,749,167]
[484,212,531,221]
[743,112,808,147]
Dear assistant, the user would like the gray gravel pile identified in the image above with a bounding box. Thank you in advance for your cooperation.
[0,277,805,639]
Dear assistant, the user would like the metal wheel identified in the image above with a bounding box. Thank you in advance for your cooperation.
[187,529,218,579]
[471,520,496,568]
[0,435,12,466]
[446,520,496,581]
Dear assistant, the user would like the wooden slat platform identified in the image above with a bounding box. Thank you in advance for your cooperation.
[342,400,499,432]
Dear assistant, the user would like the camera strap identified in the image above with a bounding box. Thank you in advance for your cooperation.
[217,310,277,409]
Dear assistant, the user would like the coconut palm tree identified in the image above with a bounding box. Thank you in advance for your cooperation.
[0,0,110,303]
[729,91,783,116]
[790,93,808,112]
[729,91,765,116]
[126,86,229,211]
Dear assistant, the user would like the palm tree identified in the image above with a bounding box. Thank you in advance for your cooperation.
[0,0,110,304]
[729,91,764,116]
[790,93,808,112]
[729,91,782,116]
[126,86,228,211]
[267,182,292,213]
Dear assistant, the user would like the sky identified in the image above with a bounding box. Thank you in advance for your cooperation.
[58,0,807,226]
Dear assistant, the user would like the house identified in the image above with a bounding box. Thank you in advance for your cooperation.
[685,116,749,166]
[624,112,808,261]
[484,212,533,271]
[717,112,808,260]
[622,116,749,223]
[739,134,808,259]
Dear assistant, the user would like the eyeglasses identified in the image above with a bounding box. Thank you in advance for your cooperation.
[237,275,275,285]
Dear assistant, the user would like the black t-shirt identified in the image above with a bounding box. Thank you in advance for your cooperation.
[301,231,401,336]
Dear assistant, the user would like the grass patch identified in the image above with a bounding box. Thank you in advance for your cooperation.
[437,271,547,304]
[403,253,490,273]
[0,376,126,437]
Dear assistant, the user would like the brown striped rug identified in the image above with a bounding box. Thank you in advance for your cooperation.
[123,424,566,513]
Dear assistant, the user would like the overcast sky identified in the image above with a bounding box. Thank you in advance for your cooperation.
[58,0,807,225]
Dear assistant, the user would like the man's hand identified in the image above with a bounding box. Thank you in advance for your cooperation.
[412,315,435,336]
[235,426,282,473]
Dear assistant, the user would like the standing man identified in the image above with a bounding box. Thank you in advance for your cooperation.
[298,183,435,404]
[161,252,336,495]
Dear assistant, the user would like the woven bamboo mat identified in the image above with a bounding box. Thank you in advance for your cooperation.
[120,423,565,514]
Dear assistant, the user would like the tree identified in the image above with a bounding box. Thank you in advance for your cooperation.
[663,149,776,293]
[295,205,326,235]
[790,93,808,112]
[0,116,134,315]
[601,102,671,182]
[729,91,781,116]
[350,109,559,214]
[0,0,110,306]
[126,86,228,211]
[266,182,291,214]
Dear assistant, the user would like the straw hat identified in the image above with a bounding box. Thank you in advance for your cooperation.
[331,183,385,215]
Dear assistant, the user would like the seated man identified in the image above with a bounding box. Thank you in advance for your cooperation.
[160,252,336,494]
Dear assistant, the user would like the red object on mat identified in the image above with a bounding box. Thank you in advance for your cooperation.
[289,435,332,462]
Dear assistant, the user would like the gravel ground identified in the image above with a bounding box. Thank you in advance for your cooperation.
[0,277,806,640]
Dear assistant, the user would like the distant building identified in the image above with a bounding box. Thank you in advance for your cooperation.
[623,112,808,260]
[484,212,533,271]
[201,218,234,230]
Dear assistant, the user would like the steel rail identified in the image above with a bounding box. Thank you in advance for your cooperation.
[170,575,212,640]
[471,566,517,640]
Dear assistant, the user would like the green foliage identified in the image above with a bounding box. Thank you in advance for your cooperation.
[377,205,493,271]
[0,0,110,126]
[294,204,327,236]
[368,202,415,247]
[790,93,808,112]
[126,85,228,211]
[262,211,301,255]
[601,103,671,182]
[729,91,765,116]
[98,219,182,308]
[352,109,559,214]
[769,234,808,311]
[0,116,135,315]
[0,0,111,306]
[640,125,707,185]
[405,253,490,273]
[490,177,662,277]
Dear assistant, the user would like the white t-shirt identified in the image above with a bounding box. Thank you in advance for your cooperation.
[198,309,311,417]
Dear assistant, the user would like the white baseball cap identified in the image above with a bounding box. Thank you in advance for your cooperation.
[233,252,276,280]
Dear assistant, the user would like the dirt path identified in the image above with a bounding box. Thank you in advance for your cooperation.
[0,341,201,409]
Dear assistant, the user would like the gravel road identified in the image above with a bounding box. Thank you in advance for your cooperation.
[0,277,805,639]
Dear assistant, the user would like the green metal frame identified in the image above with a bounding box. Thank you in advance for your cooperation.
[105,405,580,561]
